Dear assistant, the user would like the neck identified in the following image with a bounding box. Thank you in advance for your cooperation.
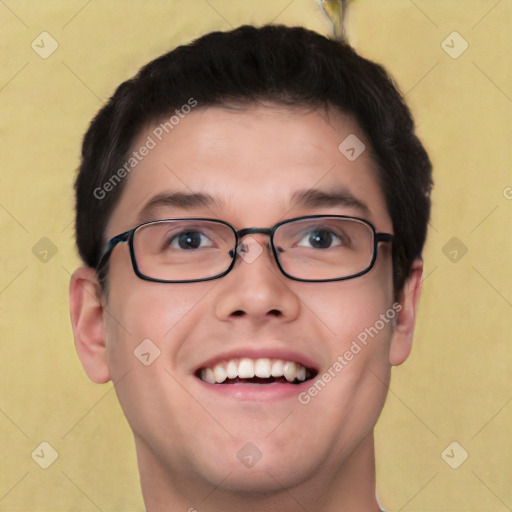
[137,432,381,512]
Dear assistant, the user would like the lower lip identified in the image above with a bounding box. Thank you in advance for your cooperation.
[195,377,313,402]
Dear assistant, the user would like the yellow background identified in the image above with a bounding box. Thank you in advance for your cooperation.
[1,0,511,510]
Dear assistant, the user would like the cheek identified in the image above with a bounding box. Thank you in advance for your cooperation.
[296,282,395,457]
[107,255,198,336]
[102,279,214,443]
[302,276,394,347]
[103,272,217,374]
[298,277,396,413]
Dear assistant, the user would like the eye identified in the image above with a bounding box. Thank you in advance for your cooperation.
[168,231,214,250]
[297,228,344,249]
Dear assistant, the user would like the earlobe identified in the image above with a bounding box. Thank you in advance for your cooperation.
[389,259,423,366]
[69,267,111,383]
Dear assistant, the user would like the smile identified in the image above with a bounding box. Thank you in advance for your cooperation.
[197,357,317,385]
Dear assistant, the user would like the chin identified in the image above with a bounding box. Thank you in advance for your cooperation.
[191,438,324,494]
[208,463,312,495]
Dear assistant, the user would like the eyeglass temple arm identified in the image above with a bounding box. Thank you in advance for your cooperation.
[376,233,393,244]
[96,230,132,270]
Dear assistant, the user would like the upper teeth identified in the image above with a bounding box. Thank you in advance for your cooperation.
[200,357,308,384]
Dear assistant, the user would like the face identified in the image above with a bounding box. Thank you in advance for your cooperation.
[71,104,421,500]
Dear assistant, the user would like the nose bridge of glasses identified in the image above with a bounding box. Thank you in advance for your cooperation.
[228,227,272,260]
[236,227,273,239]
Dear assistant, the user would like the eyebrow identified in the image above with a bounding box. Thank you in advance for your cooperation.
[290,188,371,216]
[137,191,222,223]
[136,187,370,224]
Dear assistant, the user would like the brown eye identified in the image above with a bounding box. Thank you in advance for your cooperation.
[168,231,214,250]
[297,228,343,249]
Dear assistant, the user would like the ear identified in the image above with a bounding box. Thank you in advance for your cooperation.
[69,267,111,383]
[389,259,423,366]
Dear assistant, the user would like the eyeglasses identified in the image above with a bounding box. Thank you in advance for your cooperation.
[96,215,393,283]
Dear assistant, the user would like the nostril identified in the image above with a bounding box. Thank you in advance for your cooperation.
[231,310,245,317]
[268,309,282,317]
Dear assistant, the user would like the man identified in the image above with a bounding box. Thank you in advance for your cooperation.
[70,25,432,511]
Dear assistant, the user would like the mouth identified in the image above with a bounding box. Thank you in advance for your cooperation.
[195,357,318,385]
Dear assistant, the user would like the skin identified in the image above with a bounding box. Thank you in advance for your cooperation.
[70,104,423,512]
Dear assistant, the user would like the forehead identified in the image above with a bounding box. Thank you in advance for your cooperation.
[106,105,391,236]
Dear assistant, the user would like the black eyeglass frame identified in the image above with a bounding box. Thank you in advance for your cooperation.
[96,215,393,283]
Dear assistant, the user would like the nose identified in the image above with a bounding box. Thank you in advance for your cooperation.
[214,234,301,324]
